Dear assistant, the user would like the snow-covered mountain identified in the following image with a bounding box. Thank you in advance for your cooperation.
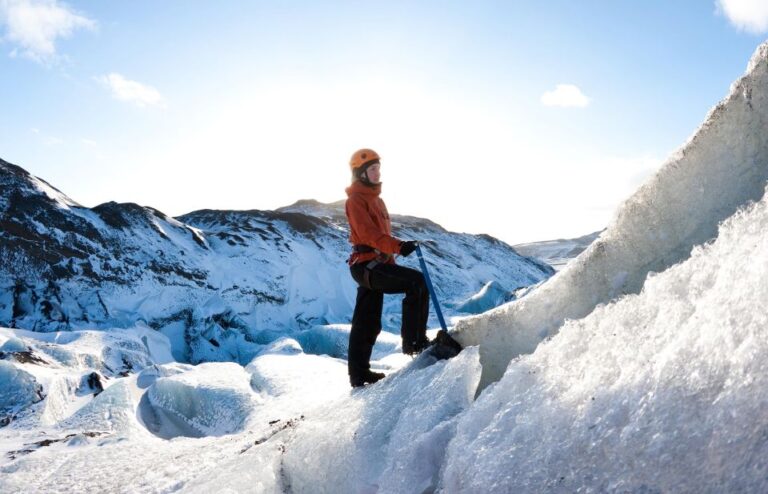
[0,158,552,364]
[1,41,767,494]
[513,230,601,270]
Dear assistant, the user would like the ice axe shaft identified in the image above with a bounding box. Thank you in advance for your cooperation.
[415,243,448,332]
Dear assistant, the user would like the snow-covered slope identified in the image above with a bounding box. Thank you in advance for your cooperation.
[454,40,768,389]
[514,230,601,270]
[0,160,552,364]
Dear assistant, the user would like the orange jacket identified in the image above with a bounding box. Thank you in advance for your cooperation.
[345,180,402,265]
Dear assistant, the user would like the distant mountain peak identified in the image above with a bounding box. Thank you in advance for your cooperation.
[0,157,81,210]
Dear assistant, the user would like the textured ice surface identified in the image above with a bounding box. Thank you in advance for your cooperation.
[247,352,348,400]
[296,323,400,361]
[281,348,481,494]
[455,280,512,314]
[441,188,768,492]
[146,362,257,437]
[454,41,768,388]
[58,379,141,435]
[0,326,173,376]
[0,337,28,353]
[0,326,173,431]
[0,361,42,422]
[0,324,436,492]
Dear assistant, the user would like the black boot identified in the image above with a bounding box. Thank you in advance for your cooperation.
[350,369,385,388]
[430,330,463,360]
[402,337,431,356]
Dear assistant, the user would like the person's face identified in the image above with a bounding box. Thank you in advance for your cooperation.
[365,163,381,184]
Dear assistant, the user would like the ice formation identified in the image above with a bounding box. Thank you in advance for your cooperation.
[265,348,481,493]
[441,186,768,492]
[455,280,513,314]
[0,361,42,424]
[454,41,768,389]
[146,362,257,437]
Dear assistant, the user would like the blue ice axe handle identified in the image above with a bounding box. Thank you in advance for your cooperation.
[415,243,448,332]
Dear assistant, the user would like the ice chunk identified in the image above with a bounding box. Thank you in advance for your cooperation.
[146,362,256,437]
[246,352,348,401]
[455,280,512,314]
[58,379,139,435]
[0,337,28,353]
[296,324,400,360]
[0,361,43,425]
[256,337,303,356]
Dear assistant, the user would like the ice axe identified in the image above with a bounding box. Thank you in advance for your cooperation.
[414,243,463,359]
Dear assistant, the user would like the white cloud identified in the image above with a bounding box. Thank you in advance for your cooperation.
[98,73,166,108]
[717,0,768,33]
[0,0,95,62]
[541,84,591,108]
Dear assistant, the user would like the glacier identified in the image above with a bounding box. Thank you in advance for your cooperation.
[0,40,767,493]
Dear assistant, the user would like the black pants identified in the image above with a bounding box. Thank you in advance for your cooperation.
[348,262,429,378]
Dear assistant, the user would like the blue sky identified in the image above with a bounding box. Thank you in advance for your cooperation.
[1,1,766,244]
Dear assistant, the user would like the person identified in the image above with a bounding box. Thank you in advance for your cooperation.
[344,148,431,388]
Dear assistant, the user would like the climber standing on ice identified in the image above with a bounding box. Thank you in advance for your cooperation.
[344,148,431,388]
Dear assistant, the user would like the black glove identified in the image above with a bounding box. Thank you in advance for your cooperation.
[399,240,418,257]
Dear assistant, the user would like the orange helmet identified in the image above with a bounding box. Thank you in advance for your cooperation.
[349,149,380,170]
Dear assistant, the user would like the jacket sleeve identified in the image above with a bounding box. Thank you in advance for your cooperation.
[346,194,402,254]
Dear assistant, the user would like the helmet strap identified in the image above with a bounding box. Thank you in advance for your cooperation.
[359,171,375,187]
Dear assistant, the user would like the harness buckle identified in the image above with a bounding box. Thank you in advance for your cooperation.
[362,260,379,289]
